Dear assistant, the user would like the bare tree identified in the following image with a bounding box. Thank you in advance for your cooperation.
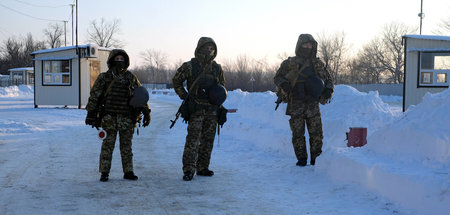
[86,18,123,48]
[0,33,45,74]
[139,49,169,83]
[43,23,63,48]
[352,41,386,84]
[316,31,348,84]
[377,22,415,83]
[433,15,450,35]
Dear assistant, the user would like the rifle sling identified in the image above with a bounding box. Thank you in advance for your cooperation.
[286,60,311,87]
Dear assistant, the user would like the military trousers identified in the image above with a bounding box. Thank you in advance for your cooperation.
[99,114,135,173]
[288,101,324,161]
[182,112,217,174]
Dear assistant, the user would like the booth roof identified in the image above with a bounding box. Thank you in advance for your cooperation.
[31,45,111,55]
[403,34,450,42]
[8,67,34,72]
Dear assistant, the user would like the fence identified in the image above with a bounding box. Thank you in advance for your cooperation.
[347,84,403,96]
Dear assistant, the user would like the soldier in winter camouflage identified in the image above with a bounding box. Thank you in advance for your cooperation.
[274,34,334,166]
[172,37,227,181]
[85,49,151,182]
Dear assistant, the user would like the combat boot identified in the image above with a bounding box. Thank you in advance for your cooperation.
[310,156,317,166]
[197,169,214,176]
[100,172,109,182]
[123,171,138,180]
[296,158,307,166]
[183,172,194,181]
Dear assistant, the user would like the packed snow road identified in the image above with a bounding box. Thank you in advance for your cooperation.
[0,96,407,215]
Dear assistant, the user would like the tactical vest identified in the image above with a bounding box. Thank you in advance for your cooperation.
[287,57,324,101]
[188,59,220,105]
[103,72,133,115]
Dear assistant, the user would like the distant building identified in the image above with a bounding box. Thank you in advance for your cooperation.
[402,35,450,111]
[8,67,34,85]
[31,44,111,108]
[0,74,10,87]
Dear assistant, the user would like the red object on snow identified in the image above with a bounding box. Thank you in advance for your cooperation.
[227,109,238,113]
[346,127,367,147]
[98,129,107,140]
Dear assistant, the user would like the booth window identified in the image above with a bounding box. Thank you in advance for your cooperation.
[42,60,71,85]
[419,52,450,87]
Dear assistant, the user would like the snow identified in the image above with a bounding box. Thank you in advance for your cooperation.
[0,85,449,215]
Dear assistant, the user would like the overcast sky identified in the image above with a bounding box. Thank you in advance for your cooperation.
[0,0,449,68]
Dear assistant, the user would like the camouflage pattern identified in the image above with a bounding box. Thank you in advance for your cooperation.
[288,101,323,160]
[274,34,333,162]
[99,114,135,173]
[86,49,149,173]
[182,113,218,173]
[172,37,225,174]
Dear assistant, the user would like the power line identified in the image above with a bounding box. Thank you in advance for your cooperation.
[0,2,66,22]
[13,0,69,8]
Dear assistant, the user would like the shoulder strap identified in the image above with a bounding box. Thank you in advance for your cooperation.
[285,58,310,86]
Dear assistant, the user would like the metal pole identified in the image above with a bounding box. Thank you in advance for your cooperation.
[76,1,78,48]
[63,21,67,46]
[76,0,81,109]
[419,0,424,34]
[71,4,75,46]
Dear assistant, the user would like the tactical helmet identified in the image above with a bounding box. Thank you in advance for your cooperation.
[305,76,324,99]
[207,84,227,105]
[129,86,149,108]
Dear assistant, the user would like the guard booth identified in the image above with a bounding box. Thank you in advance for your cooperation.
[31,44,111,108]
[402,35,450,111]
[8,67,34,85]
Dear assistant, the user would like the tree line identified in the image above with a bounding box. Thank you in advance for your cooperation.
[133,22,419,91]
[2,17,449,91]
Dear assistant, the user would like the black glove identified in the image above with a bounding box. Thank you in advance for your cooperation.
[322,88,333,100]
[142,108,151,127]
[217,106,228,127]
[280,82,291,93]
[85,111,98,128]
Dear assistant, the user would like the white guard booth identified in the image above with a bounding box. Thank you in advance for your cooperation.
[31,44,111,108]
[402,35,450,111]
[8,67,34,85]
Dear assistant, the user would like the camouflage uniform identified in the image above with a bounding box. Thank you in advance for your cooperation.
[86,49,149,174]
[172,37,225,175]
[274,34,334,164]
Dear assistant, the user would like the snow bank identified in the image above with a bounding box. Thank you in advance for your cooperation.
[367,88,450,165]
[0,85,33,98]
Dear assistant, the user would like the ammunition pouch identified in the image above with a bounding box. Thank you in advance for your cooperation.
[217,106,228,126]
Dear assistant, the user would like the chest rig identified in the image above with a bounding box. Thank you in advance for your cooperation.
[103,71,133,115]
[189,59,220,105]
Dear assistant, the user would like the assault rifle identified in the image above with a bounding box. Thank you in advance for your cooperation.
[275,97,282,111]
[169,92,190,129]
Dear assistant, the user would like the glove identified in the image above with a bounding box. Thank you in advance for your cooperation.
[85,111,98,128]
[142,108,151,127]
[322,88,333,100]
[217,106,228,127]
[280,82,291,93]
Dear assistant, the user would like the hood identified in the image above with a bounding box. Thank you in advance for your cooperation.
[295,34,318,58]
[194,37,217,63]
[107,49,130,69]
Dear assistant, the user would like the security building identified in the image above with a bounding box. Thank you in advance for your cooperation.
[8,67,34,85]
[31,44,111,108]
[402,35,450,111]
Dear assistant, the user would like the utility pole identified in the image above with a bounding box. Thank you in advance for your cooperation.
[76,0,78,48]
[418,0,425,34]
[70,4,75,46]
[63,20,67,46]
